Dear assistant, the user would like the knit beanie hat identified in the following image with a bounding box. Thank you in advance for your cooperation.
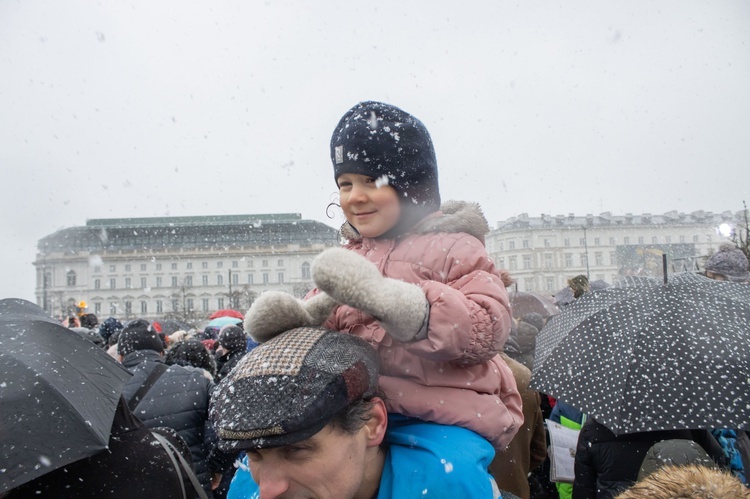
[218,325,247,353]
[331,101,441,213]
[704,243,750,282]
[98,316,123,343]
[117,319,164,356]
[211,326,379,451]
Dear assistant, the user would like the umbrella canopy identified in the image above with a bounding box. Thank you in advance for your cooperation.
[531,272,750,435]
[209,308,244,320]
[207,316,243,329]
[0,298,132,493]
[508,290,559,319]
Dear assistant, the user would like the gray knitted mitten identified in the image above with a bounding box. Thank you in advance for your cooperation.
[312,248,429,343]
[244,291,338,343]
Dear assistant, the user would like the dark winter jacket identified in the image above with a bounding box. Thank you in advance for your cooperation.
[121,349,215,496]
[215,349,247,383]
[6,397,195,498]
[573,418,727,498]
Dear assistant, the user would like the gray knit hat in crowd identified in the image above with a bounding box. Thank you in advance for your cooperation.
[211,327,379,451]
[117,319,164,356]
[704,243,750,282]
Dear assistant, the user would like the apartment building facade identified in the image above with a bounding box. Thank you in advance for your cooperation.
[486,210,740,294]
[34,213,339,322]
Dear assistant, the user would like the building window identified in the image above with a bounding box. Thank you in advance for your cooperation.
[262,259,269,267]
[110,302,117,315]
[217,275,224,285]
[171,299,179,312]
[202,262,208,269]
[581,253,588,266]
[564,238,570,247]
[187,262,193,270]
[595,252,603,266]
[187,299,194,311]
[652,236,658,244]
[666,236,672,243]
[522,240,530,248]
[544,239,551,247]
[263,272,269,284]
[579,238,586,246]
[156,263,162,271]
[185,276,193,287]
[278,272,285,283]
[156,300,163,314]
[156,277,162,288]
[141,277,147,289]
[522,255,532,270]
[94,279,101,290]
[524,278,534,291]
[109,264,116,272]
[140,263,147,271]
[497,257,505,268]
[202,298,209,312]
[125,301,132,316]
[248,274,254,284]
[171,276,178,287]
[217,298,224,309]
[140,301,148,314]
[66,270,77,286]
[217,261,223,268]
[247,260,254,268]
[624,236,630,244]
[679,235,685,243]
[301,262,311,279]
[594,238,600,246]
[94,266,101,273]
[508,256,517,271]
[125,277,131,289]
[109,278,116,290]
[609,237,616,245]
[693,235,699,243]
[544,254,553,269]
[564,254,573,267]
[508,241,516,250]
[546,277,555,292]
[232,261,239,268]
[171,263,178,270]
[202,275,209,286]
[638,237,644,244]
[610,252,617,265]
[94,302,101,315]
[125,264,131,272]
[498,242,504,251]
[232,273,239,285]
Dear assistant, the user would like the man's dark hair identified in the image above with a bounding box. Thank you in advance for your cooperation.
[328,397,377,435]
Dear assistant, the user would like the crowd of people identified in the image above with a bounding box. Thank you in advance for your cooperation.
[4,101,750,498]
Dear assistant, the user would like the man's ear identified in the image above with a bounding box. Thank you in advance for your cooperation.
[364,398,388,447]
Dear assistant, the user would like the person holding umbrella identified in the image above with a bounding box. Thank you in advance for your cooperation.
[703,243,750,283]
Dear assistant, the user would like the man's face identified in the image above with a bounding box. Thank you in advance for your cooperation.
[246,400,387,498]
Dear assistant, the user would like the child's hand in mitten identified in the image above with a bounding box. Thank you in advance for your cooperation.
[244,291,338,343]
[312,248,429,342]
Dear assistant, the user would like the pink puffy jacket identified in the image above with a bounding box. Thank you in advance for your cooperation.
[310,201,523,450]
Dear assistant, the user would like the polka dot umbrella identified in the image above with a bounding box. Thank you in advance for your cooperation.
[530,272,750,435]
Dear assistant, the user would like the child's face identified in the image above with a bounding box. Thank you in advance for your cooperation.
[337,173,401,238]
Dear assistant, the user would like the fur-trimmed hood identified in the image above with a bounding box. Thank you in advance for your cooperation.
[341,200,512,287]
[341,200,490,243]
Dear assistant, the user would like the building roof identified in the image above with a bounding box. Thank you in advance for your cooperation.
[493,210,739,232]
[38,214,339,253]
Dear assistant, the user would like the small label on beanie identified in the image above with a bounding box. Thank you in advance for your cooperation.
[335,145,344,164]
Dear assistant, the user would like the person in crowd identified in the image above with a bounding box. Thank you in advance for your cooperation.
[489,354,547,499]
[214,325,248,383]
[244,101,522,490]
[5,396,202,498]
[165,338,217,380]
[704,242,750,282]
[212,326,512,498]
[637,439,719,481]
[98,316,123,345]
[511,313,544,371]
[614,464,749,499]
[118,318,217,497]
[79,312,99,330]
[572,417,727,498]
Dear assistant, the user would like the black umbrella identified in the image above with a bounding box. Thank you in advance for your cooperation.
[531,272,750,435]
[0,298,132,493]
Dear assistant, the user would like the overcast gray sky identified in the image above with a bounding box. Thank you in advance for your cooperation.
[2,0,749,302]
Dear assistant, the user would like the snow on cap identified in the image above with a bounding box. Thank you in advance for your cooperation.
[211,327,379,451]
[704,243,750,282]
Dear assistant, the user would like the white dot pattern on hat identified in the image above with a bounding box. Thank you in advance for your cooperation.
[531,272,750,434]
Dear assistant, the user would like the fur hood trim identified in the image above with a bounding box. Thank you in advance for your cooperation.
[341,200,490,243]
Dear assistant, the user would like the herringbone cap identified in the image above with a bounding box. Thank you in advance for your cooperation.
[211,327,379,450]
